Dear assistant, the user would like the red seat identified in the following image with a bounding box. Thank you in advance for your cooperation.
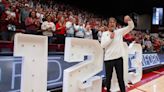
[0,41,14,52]
[0,40,65,52]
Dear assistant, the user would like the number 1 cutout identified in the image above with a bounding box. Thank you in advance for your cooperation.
[14,34,48,92]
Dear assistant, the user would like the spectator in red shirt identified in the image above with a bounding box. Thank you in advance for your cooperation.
[153,38,161,52]
[0,6,19,41]
[123,33,134,44]
[55,16,66,44]
[25,10,40,34]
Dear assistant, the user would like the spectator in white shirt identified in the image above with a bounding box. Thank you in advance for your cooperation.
[143,36,153,52]
[65,16,75,37]
[84,24,93,39]
[98,26,106,42]
[41,15,56,43]
[74,22,85,38]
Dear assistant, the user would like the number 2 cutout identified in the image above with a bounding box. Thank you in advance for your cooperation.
[63,38,103,92]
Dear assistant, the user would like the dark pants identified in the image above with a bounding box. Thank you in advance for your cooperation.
[0,31,9,41]
[55,34,65,44]
[105,57,125,92]
[48,36,53,44]
[25,30,38,35]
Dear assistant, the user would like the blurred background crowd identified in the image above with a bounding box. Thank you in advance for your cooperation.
[0,0,164,53]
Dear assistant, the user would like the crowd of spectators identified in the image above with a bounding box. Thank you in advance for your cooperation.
[0,0,105,43]
[124,30,164,53]
[0,0,164,53]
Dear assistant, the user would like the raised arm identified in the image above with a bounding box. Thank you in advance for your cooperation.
[120,15,134,36]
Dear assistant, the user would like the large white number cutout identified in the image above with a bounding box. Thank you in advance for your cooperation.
[128,43,142,84]
[63,38,103,92]
[14,34,48,92]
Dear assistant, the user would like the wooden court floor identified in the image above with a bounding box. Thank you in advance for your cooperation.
[128,68,164,92]
[52,67,164,92]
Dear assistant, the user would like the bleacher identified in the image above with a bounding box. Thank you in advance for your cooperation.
[0,40,65,54]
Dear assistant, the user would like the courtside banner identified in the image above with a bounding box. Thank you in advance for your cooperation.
[129,53,161,70]
[142,53,160,68]
[0,53,163,91]
[158,53,164,64]
[0,56,105,92]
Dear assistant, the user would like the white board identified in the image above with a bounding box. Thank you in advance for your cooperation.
[14,34,48,92]
[63,38,103,92]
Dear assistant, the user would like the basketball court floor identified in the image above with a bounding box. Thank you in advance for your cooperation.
[128,67,164,92]
[54,67,164,92]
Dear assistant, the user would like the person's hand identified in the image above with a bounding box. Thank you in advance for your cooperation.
[10,16,15,20]
[5,17,9,20]
[6,15,11,20]
[47,27,52,31]
[110,32,115,39]
[30,18,34,24]
[63,23,66,28]
[124,15,132,24]
[34,20,39,25]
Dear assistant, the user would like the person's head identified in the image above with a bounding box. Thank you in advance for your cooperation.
[79,21,83,26]
[69,16,74,22]
[99,26,105,32]
[29,11,36,18]
[24,3,29,9]
[59,16,65,23]
[46,15,52,22]
[86,24,91,31]
[108,17,117,31]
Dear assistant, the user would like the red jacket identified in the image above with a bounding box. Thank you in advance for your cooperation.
[0,12,19,31]
[55,23,66,35]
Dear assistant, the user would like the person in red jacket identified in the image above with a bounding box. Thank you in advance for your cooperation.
[25,10,40,34]
[0,7,19,41]
[55,16,66,44]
